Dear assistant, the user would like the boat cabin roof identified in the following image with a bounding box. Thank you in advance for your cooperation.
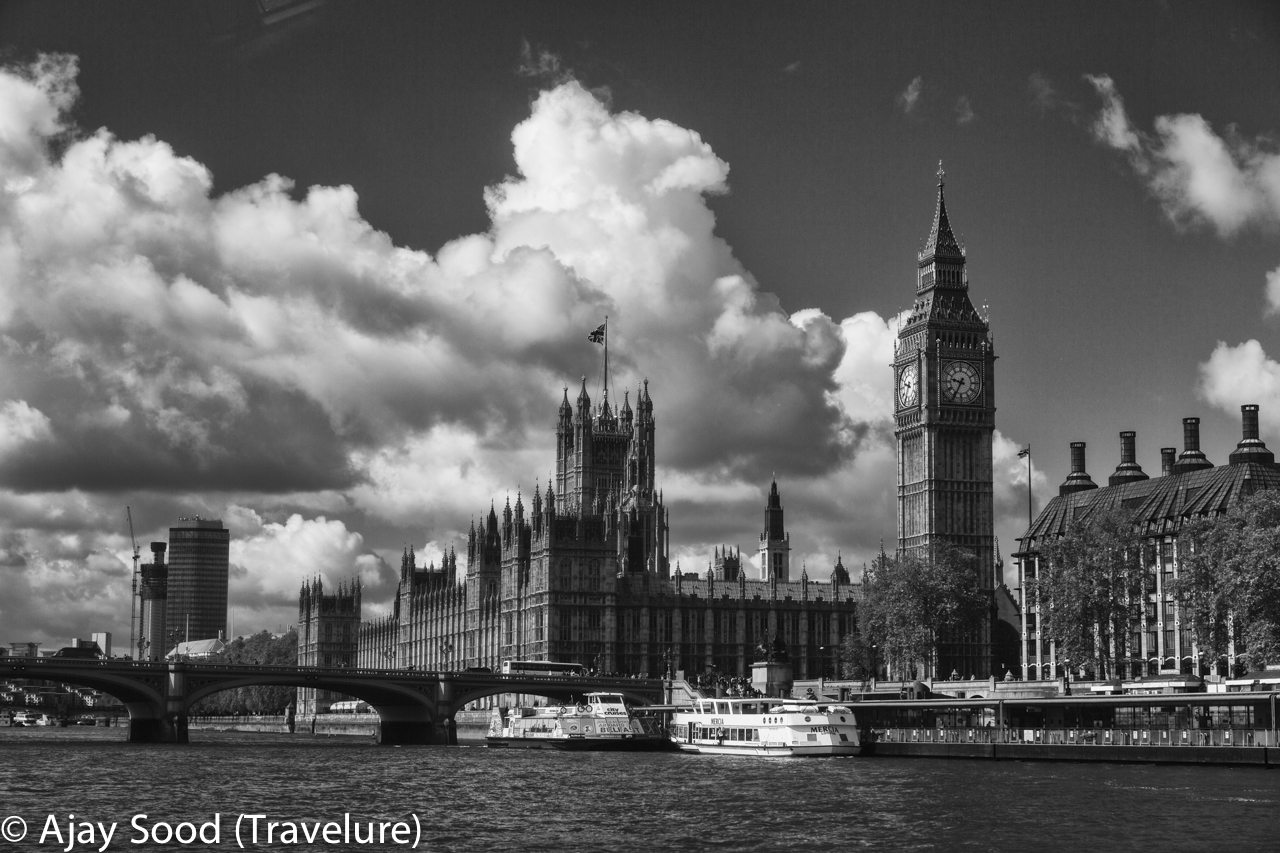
[688,697,852,715]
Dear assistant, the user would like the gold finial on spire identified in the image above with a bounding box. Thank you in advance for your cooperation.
[937,159,945,186]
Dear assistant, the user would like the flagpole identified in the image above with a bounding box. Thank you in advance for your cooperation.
[1023,444,1032,531]
[603,315,609,402]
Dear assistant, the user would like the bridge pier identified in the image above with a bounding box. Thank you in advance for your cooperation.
[128,713,188,744]
[438,717,458,746]
[377,720,434,745]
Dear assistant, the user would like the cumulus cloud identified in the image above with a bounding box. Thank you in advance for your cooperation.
[898,76,924,115]
[1087,78,1280,431]
[228,511,393,630]
[1199,340,1280,436]
[1085,74,1280,236]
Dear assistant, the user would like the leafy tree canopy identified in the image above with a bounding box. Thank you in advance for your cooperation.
[858,544,987,678]
[1178,489,1280,669]
[191,628,299,715]
[1037,507,1143,679]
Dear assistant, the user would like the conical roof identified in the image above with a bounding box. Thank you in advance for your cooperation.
[919,161,964,264]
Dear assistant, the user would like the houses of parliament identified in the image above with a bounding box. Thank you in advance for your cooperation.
[298,170,1007,705]
[301,378,861,691]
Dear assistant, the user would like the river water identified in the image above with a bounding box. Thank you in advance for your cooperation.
[3,727,1279,852]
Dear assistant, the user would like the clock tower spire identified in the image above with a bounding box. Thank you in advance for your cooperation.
[893,163,997,677]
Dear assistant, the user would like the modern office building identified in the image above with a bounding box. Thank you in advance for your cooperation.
[90,632,112,658]
[164,518,230,649]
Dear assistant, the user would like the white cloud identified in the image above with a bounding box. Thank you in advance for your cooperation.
[0,57,1041,645]
[1199,340,1280,435]
[898,76,924,115]
[1085,74,1280,236]
[0,399,52,457]
[955,95,975,125]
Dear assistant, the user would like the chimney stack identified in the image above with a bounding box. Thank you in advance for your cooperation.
[1059,441,1099,495]
[1108,430,1149,486]
[1172,417,1213,475]
[1160,447,1176,476]
[1229,404,1275,466]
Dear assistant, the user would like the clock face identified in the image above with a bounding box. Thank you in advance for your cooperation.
[898,363,919,408]
[942,361,981,404]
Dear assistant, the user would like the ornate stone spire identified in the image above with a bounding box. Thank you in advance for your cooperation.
[919,160,965,265]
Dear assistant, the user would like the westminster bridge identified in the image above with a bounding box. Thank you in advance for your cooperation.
[0,657,664,744]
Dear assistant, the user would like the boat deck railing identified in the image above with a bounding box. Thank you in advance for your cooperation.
[873,725,1273,748]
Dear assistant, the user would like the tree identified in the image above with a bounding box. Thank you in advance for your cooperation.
[1037,507,1144,680]
[837,631,872,680]
[859,544,988,680]
[191,629,299,714]
[1177,490,1280,671]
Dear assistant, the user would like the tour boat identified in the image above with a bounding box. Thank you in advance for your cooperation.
[486,691,670,750]
[668,696,863,756]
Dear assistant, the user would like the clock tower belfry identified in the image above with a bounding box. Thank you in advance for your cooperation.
[893,164,997,677]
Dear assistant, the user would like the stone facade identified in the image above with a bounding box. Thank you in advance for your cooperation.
[297,577,362,714]
[345,378,861,679]
[893,167,997,677]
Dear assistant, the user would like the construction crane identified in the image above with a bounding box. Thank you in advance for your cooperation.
[127,507,141,661]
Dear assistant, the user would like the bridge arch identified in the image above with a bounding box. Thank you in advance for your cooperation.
[181,667,443,744]
[0,660,664,745]
[0,659,171,741]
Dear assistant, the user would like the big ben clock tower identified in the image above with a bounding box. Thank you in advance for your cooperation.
[894,164,996,677]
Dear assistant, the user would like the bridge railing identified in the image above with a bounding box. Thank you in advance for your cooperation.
[2,657,666,689]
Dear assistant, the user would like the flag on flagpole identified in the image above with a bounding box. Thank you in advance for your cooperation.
[588,323,606,344]
[1017,447,1029,458]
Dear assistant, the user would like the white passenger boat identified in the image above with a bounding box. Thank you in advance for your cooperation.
[668,696,862,756]
[486,691,670,750]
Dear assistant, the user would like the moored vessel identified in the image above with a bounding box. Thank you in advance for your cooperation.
[486,691,670,750]
[668,696,862,756]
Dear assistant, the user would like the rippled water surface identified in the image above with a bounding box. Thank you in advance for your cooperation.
[4,728,1280,852]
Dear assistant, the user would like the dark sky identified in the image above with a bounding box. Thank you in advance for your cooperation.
[0,1,1277,646]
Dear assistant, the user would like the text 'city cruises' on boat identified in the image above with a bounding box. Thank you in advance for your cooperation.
[668,697,863,756]
[486,692,670,750]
